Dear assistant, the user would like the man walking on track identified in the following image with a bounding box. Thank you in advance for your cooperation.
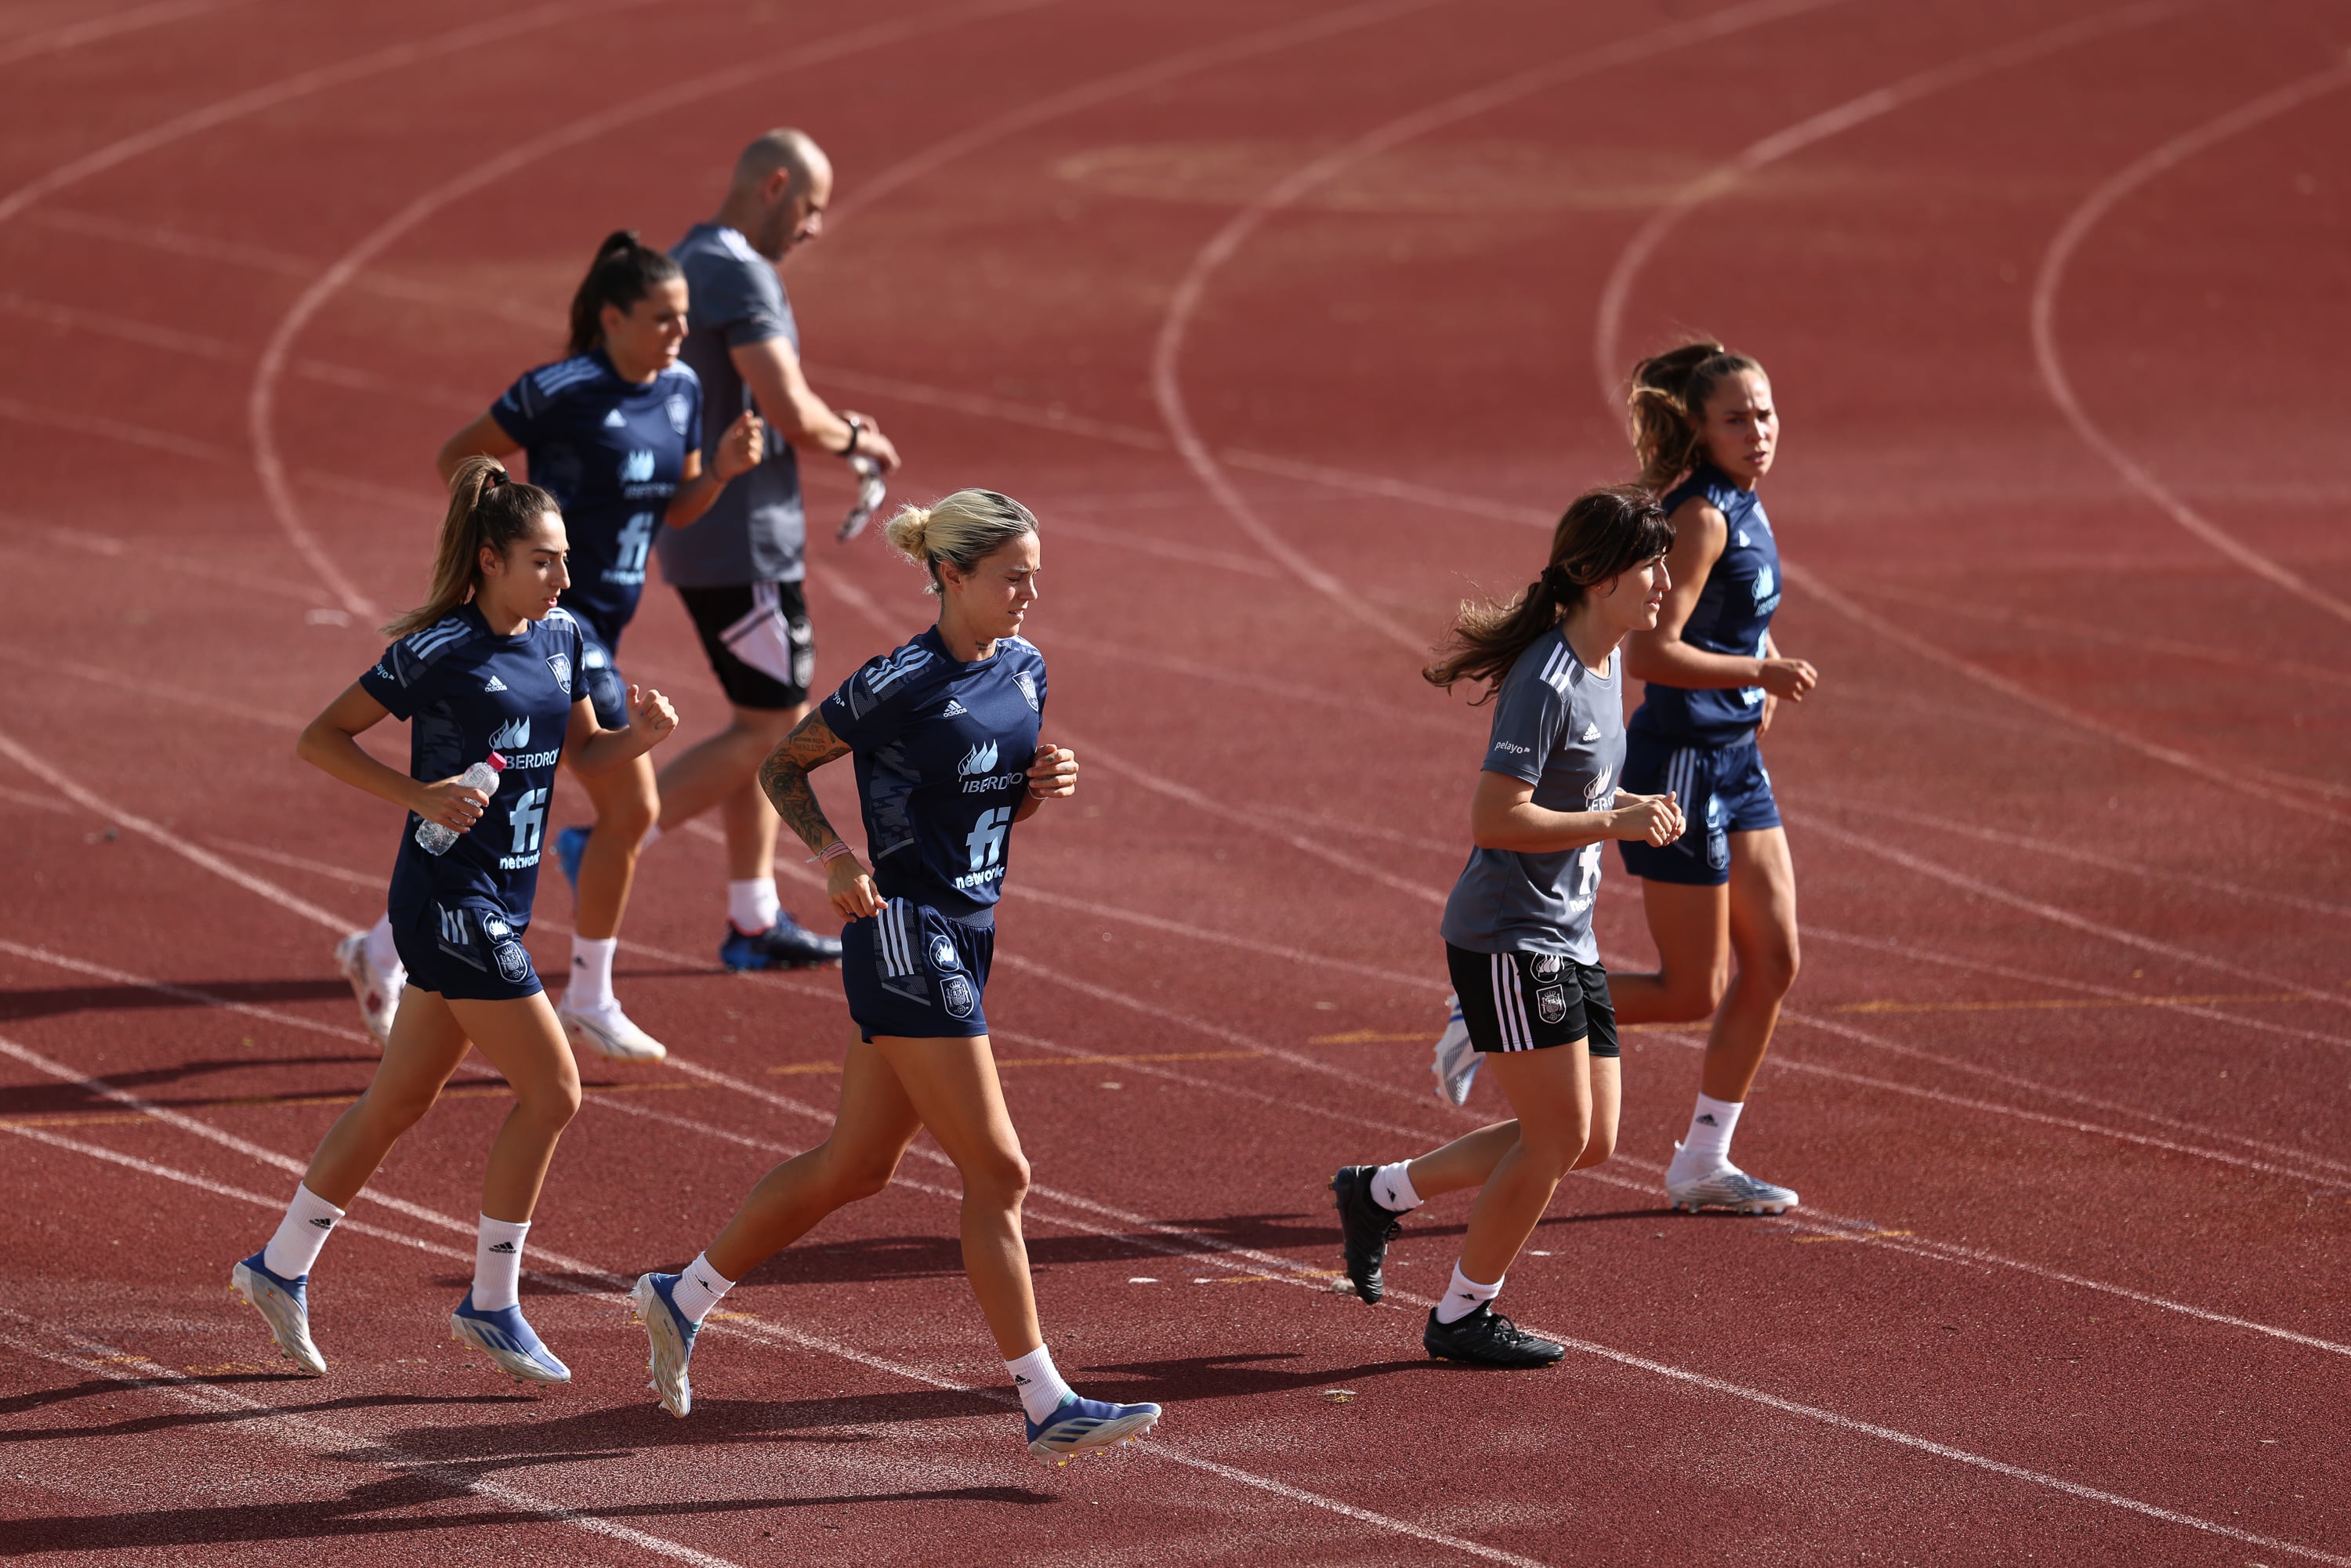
[654,127,903,970]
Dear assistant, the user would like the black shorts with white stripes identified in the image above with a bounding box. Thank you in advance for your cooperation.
[1444,943,1618,1058]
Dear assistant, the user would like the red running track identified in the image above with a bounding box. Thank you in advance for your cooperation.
[1,0,2347,1563]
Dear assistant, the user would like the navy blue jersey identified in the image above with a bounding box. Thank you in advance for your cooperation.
[1628,462,1782,746]
[820,628,1047,925]
[360,603,586,925]
[490,349,701,646]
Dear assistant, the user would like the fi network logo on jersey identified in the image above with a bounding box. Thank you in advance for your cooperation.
[958,740,999,777]
[618,449,655,483]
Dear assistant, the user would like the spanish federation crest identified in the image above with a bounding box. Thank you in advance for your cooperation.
[493,940,532,986]
[1535,985,1568,1024]
[941,975,976,1019]
[546,653,573,695]
[666,393,692,436]
[1013,672,1038,712]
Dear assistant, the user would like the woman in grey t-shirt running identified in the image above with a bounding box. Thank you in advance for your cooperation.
[1331,485,1684,1367]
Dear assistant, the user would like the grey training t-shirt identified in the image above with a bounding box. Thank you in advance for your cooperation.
[1439,629,1625,965]
[661,222,806,586]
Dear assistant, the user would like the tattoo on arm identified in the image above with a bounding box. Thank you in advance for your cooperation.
[758,711,853,855]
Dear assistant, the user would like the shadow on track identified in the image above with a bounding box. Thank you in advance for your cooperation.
[0,978,353,1024]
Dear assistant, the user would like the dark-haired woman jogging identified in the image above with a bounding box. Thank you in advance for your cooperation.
[1335,486,1683,1367]
[338,232,759,1065]
[1610,341,1817,1215]
[238,459,677,1385]
[629,490,1162,1466]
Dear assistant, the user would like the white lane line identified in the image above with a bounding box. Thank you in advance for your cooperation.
[1590,0,2180,378]
[1816,795,2351,922]
[0,0,251,72]
[248,0,1063,623]
[2032,59,2351,626]
[0,1045,1558,1566]
[13,1038,2341,1565]
[1802,815,2351,1016]
[1151,0,1851,651]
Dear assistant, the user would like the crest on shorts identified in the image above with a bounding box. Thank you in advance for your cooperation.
[941,975,976,1019]
[546,654,573,694]
[493,940,532,986]
[1535,985,1568,1024]
[930,936,959,972]
[1529,953,1567,983]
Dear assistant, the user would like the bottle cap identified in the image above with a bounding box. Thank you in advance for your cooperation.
[485,752,507,771]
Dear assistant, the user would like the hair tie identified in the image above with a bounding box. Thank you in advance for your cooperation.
[481,467,509,491]
[1539,565,1574,596]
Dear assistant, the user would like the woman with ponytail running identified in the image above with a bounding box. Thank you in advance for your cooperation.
[629,491,1162,1465]
[1609,342,1816,1215]
[1335,486,1682,1366]
[336,232,759,1064]
[237,459,678,1385]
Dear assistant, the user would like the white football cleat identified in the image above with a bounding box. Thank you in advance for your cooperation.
[558,1001,668,1063]
[1430,992,1476,1106]
[334,930,403,1051]
[1665,1148,1799,1215]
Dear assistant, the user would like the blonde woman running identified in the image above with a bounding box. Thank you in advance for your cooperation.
[629,491,1161,1465]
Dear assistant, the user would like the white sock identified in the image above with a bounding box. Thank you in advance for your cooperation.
[568,936,617,1012]
[1005,1342,1075,1424]
[1675,1093,1744,1174]
[472,1215,530,1311]
[1434,1262,1503,1325]
[668,1251,735,1324]
[1371,1160,1423,1213]
[364,914,401,976]
[261,1182,344,1280]
[727,877,781,934]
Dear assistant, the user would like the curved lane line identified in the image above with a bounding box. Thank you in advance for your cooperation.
[1150,0,1852,651]
[2031,59,2351,625]
[0,0,252,72]
[247,0,1060,622]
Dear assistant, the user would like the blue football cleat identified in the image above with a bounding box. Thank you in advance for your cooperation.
[230,1252,327,1375]
[718,913,842,972]
[629,1271,701,1418]
[1025,1393,1161,1467]
[554,824,589,893]
[450,1293,571,1385]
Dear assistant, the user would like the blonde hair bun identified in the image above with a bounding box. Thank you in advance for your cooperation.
[883,490,1039,596]
[882,502,933,566]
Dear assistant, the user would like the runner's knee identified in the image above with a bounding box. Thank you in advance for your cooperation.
[961,1145,1031,1209]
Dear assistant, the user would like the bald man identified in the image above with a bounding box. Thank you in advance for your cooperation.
[655,129,903,970]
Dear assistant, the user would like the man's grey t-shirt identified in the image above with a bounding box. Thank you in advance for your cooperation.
[1440,629,1625,965]
[661,222,806,586]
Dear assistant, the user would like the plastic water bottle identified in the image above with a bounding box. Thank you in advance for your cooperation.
[413,752,505,856]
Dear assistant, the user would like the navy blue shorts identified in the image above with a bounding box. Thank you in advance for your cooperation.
[840,899,994,1042]
[575,621,629,732]
[389,896,543,1003]
[1617,730,1780,887]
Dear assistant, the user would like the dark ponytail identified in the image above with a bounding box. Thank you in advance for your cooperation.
[565,230,684,357]
[1423,484,1673,701]
[1628,339,1763,490]
[383,458,558,639]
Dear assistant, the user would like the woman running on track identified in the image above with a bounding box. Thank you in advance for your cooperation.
[336,232,759,1064]
[1336,485,1683,1367]
[237,459,677,1385]
[1608,342,1815,1214]
[628,490,1163,1464]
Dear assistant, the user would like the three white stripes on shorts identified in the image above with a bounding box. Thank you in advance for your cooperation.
[1488,952,1539,1052]
[877,900,922,977]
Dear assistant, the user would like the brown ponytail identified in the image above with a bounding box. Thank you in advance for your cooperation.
[1424,484,1673,701]
[1628,339,1763,491]
[382,457,558,639]
[565,229,683,358]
